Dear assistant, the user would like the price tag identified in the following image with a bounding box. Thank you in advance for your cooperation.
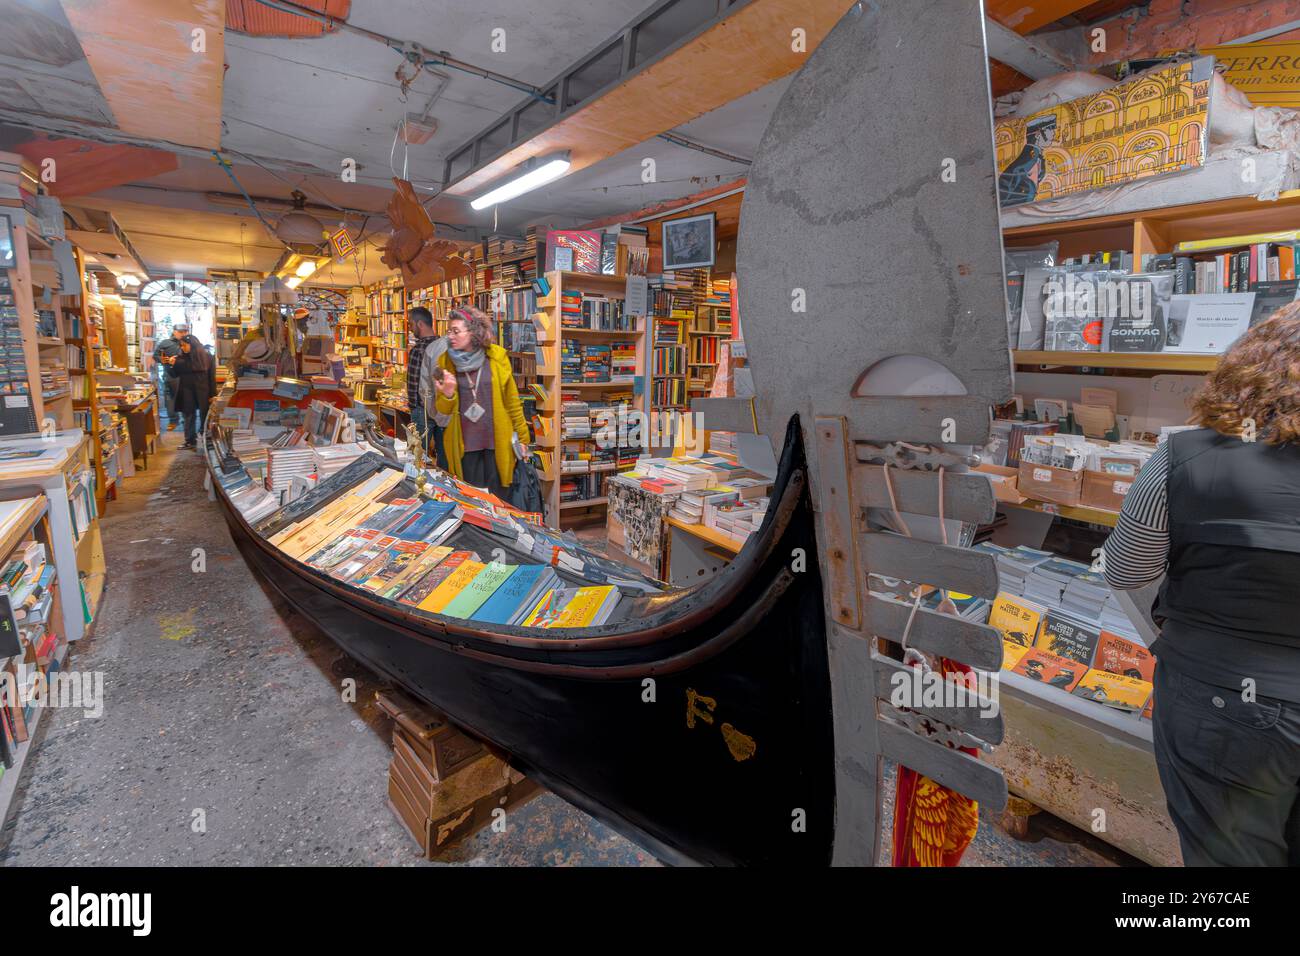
[1113,481,1131,496]
[1032,467,1052,483]
[1039,501,1059,515]
[4,395,29,409]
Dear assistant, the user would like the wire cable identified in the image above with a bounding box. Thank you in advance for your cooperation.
[211,150,290,249]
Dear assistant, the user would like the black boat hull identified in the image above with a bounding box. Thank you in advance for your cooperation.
[214,421,836,866]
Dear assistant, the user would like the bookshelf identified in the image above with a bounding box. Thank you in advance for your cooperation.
[1012,350,1218,373]
[64,254,112,513]
[0,206,50,436]
[532,271,648,528]
[366,277,408,375]
[648,270,699,415]
[0,494,72,818]
[687,273,732,395]
[335,286,375,383]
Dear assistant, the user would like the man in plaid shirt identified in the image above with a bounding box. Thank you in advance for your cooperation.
[406,307,448,466]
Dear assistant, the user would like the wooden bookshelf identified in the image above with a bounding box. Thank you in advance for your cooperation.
[1005,497,1119,528]
[1013,350,1219,373]
[1003,189,1300,264]
[64,256,111,513]
[534,271,648,528]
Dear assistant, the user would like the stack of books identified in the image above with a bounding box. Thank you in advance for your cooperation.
[1061,568,1111,621]
[561,400,590,439]
[267,446,316,496]
[560,340,583,384]
[994,544,1054,594]
[1024,556,1091,608]
[581,344,611,383]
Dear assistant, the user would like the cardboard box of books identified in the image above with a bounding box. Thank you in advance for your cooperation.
[974,463,1026,504]
[1017,460,1083,505]
[1081,469,1134,511]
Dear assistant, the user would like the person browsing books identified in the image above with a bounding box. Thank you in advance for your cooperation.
[153,334,182,430]
[1102,310,1300,867]
[433,306,529,497]
[164,323,214,450]
[406,306,448,467]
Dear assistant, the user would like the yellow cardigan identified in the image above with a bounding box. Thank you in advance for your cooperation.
[434,344,530,490]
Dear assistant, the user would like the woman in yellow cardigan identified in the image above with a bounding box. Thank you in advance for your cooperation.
[432,306,530,496]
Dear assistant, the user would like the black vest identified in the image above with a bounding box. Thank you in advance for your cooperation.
[1158,428,1300,646]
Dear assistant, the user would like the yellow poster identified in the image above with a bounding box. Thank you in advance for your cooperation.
[995,56,1214,208]
[1198,41,1300,107]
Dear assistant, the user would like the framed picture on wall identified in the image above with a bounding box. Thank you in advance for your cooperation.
[662,212,716,271]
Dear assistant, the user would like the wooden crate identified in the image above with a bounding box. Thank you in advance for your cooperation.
[377,688,542,859]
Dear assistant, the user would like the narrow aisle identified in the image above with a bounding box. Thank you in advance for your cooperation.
[0,429,655,866]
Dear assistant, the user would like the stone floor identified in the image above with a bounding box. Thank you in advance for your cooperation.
[0,424,1132,867]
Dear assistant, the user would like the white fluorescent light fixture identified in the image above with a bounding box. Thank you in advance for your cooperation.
[285,276,304,289]
[470,152,571,211]
[295,259,319,279]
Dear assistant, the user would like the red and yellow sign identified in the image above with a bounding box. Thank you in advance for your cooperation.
[329,226,355,260]
[1199,41,1300,108]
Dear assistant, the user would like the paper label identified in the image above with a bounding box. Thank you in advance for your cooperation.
[1113,481,1131,496]
[1033,467,1052,482]
[4,395,29,409]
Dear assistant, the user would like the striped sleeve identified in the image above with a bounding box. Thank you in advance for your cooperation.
[1102,441,1170,590]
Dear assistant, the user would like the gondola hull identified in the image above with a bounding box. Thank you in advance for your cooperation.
[214,424,835,867]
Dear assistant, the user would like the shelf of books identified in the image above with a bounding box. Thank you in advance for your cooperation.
[0,494,73,822]
[0,197,53,438]
[532,271,647,528]
[648,271,695,414]
[71,267,113,513]
[985,193,1300,864]
[335,286,375,388]
[366,278,408,376]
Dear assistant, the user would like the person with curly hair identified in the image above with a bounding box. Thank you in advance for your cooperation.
[1102,309,1300,866]
[432,306,530,497]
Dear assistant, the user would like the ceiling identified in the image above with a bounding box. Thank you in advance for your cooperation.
[0,0,1118,287]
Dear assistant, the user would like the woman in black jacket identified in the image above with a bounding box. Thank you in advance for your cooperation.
[168,323,213,450]
[1103,312,1300,866]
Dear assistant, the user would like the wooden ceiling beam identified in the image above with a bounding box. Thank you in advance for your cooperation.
[58,0,226,150]
[442,0,856,198]
[985,0,1103,35]
[11,134,179,197]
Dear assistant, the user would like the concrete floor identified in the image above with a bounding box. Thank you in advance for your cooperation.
[0,426,1130,867]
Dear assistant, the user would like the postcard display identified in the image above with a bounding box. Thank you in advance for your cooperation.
[208,394,666,633]
[0,274,37,435]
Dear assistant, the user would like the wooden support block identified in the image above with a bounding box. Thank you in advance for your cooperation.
[387,749,543,860]
[377,688,486,781]
[998,796,1042,840]
[428,777,543,858]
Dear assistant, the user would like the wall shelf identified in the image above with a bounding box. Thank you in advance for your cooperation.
[1012,350,1218,373]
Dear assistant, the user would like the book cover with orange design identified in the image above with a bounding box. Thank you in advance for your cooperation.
[989,593,1045,649]
[1093,631,1156,682]
[1011,648,1086,692]
[1071,669,1153,714]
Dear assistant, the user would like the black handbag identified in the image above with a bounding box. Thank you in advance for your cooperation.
[506,451,545,516]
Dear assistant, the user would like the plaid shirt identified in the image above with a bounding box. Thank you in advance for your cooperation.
[407,334,437,411]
